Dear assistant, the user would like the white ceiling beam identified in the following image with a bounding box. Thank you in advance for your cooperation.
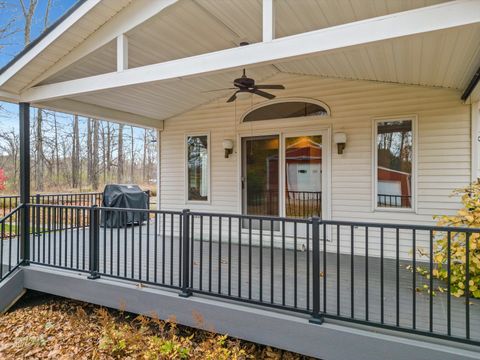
[117,34,129,71]
[263,0,275,42]
[17,0,178,89]
[0,89,20,103]
[36,99,164,129]
[21,0,480,103]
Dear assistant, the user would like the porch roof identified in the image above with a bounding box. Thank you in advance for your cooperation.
[0,0,479,128]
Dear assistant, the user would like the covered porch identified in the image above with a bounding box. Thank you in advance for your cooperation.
[1,0,480,358]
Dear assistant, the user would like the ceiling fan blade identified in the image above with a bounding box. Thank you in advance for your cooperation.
[226,91,238,103]
[253,89,276,100]
[202,87,236,93]
[255,84,285,90]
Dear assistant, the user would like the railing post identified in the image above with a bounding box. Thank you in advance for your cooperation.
[180,209,192,297]
[88,205,100,279]
[310,216,324,324]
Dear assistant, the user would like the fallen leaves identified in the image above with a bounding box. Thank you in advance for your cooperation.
[0,297,313,359]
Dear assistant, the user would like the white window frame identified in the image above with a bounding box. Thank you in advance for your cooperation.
[185,132,211,204]
[372,115,417,213]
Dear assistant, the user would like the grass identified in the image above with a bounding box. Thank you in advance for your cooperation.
[0,294,313,359]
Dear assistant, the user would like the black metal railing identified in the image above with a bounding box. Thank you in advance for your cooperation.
[1,190,153,230]
[0,192,102,217]
[0,206,22,281]
[247,190,321,218]
[377,194,411,208]
[286,190,321,218]
[20,204,480,345]
[0,190,154,217]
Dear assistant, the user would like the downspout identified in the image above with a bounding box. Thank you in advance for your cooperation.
[472,100,480,182]
[461,66,480,102]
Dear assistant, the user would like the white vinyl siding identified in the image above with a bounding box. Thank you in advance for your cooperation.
[161,74,470,225]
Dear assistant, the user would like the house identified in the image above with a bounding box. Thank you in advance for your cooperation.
[0,1,479,359]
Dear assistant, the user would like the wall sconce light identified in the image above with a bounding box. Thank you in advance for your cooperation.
[223,139,234,158]
[334,132,347,154]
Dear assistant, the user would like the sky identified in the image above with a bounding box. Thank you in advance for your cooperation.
[0,0,79,130]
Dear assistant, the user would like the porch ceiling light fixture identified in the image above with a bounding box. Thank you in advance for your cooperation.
[334,132,347,154]
[223,139,234,158]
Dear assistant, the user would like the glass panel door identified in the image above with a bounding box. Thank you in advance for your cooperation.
[284,135,322,219]
[242,136,280,218]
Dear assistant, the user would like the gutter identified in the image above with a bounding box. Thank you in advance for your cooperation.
[461,66,480,102]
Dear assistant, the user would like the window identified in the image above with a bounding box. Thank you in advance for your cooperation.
[375,119,414,209]
[186,135,209,201]
[242,100,328,122]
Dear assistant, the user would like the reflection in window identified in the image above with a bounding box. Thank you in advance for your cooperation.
[187,135,208,201]
[376,120,413,208]
[243,101,328,122]
[285,135,322,218]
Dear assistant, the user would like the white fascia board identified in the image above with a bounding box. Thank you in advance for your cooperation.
[21,0,480,103]
[0,0,102,87]
[36,99,164,130]
[11,0,177,89]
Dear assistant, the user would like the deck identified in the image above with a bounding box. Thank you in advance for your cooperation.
[2,219,477,343]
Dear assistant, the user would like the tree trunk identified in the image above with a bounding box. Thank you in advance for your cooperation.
[130,126,135,183]
[107,123,112,180]
[53,113,59,183]
[143,129,148,182]
[117,124,124,183]
[92,120,99,190]
[72,115,80,188]
[35,108,44,191]
[87,119,92,185]
[19,0,38,45]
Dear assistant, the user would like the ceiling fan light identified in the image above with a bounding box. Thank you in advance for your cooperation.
[236,91,250,99]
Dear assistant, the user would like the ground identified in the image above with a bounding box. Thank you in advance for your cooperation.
[0,292,313,359]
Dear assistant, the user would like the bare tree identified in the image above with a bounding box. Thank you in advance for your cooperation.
[117,124,124,183]
[92,120,99,190]
[71,115,80,188]
[19,0,39,45]
[0,129,20,189]
[130,126,135,183]
[34,108,44,191]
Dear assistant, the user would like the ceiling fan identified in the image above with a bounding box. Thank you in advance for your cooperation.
[206,69,285,103]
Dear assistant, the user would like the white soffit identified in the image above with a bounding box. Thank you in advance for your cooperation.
[277,24,480,91]
[39,40,116,85]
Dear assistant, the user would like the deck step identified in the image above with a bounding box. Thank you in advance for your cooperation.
[0,268,25,313]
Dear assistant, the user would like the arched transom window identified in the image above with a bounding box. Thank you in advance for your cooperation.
[242,99,330,123]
